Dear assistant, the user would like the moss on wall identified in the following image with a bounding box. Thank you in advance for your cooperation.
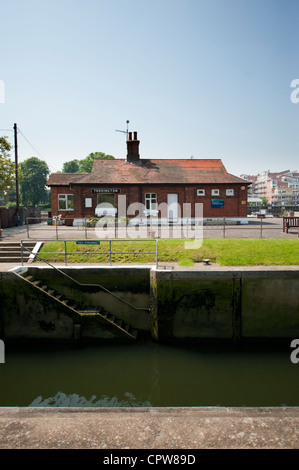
[172,279,233,339]
[242,278,299,338]
[1,273,74,341]
[150,269,299,343]
[26,267,151,331]
[1,267,299,344]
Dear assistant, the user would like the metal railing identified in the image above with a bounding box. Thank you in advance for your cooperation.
[26,217,90,239]
[21,238,159,268]
[24,216,299,239]
[20,240,151,312]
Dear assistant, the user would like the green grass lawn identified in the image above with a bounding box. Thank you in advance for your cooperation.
[37,238,299,266]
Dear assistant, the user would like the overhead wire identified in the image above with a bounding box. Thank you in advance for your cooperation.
[17,127,44,159]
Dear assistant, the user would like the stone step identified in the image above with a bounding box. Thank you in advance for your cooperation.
[0,246,32,252]
[78,310,100,316]
[129,328,138,339]
[0,245,35,249]
[0,251,30,257]
[0,242,37,263]
[0,257,28,262]
[78,310,136,338]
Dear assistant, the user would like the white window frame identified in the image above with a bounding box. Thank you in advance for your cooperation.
[197,189,205,196]
[58,194,74,210]
[144,193,158,216]
[211,189,220,196]
[226,189,234,196]
[145,193,157,210]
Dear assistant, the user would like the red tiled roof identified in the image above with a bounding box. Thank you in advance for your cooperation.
[46,173,87,186]
[47,159,248,186]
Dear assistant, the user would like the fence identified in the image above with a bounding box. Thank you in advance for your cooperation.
[0,207,41,229]
[247,205,299,217]
[21,238,159,268]
[24,216,299,240]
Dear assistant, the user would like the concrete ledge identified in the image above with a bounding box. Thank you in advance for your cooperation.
[0,407,299,449]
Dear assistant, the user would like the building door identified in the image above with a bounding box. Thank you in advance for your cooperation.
[167,193,179,220]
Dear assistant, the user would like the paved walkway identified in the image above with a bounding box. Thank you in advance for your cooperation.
[0,407,299,449]
[1,217,298,242]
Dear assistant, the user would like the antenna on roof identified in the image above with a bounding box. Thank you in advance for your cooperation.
[115,120,129,141]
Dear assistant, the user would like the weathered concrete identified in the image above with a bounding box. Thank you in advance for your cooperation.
[1,265,299,343]
[150,267,299,343]
[0,407,299,449]
[0,266,151,342]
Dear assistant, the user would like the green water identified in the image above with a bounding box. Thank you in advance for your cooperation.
[0,340,298,407]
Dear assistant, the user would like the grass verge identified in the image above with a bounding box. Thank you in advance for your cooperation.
[37,238,299,266]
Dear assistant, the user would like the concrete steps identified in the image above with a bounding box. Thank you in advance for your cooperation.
[78,310,138,340]
[17,270,138,342]
[0,242,37,263]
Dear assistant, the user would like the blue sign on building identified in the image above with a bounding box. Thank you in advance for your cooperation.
[211,199,224,208]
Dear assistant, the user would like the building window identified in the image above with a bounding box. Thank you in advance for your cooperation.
[211,189,220,196]
[197,189,205,196]
[95,193,117,217]
[97,193,115,207]
[226,189,234,196]
[58,194,74,210]
[145,193,157,211]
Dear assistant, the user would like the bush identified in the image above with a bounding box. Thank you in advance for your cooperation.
[5,201,16,208]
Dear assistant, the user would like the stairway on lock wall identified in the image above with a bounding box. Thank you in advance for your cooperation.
[16,270,138,341]
[0,241,37,263]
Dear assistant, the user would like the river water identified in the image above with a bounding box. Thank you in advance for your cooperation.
[0,339,298,407]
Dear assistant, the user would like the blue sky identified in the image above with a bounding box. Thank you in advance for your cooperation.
[1,0,298,176]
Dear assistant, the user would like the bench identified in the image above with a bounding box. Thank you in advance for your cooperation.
[283,216,299,233]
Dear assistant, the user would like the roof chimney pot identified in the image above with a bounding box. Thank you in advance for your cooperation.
[126,130,140,162]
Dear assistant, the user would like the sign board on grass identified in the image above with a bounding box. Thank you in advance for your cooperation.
[76,240,100,245]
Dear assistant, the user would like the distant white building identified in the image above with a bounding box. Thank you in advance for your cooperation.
[241,170,299,205]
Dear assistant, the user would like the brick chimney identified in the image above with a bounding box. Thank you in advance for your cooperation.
[126,131,140,162]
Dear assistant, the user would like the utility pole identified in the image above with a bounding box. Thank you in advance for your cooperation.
[13,123,20,212]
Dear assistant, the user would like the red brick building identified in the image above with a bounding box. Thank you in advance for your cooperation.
[47,132,249,225]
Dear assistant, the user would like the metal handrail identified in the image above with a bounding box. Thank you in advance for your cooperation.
[20,240,151,312]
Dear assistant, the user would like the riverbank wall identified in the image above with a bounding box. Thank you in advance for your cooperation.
[0,266,299,343]
[1,406,299,449]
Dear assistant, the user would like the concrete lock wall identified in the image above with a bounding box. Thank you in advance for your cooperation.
[1,267,299,343]
[0,271,75,341]
[149,268,299,343]
[0,267,151,343]
[26,266,151,333]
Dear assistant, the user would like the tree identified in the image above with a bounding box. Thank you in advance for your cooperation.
[62,159,80,173]
[261,197,268,205]
[20,157,50,206]
[61,152,115,174]
[0,136,16,198]
[78,152,115,173]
